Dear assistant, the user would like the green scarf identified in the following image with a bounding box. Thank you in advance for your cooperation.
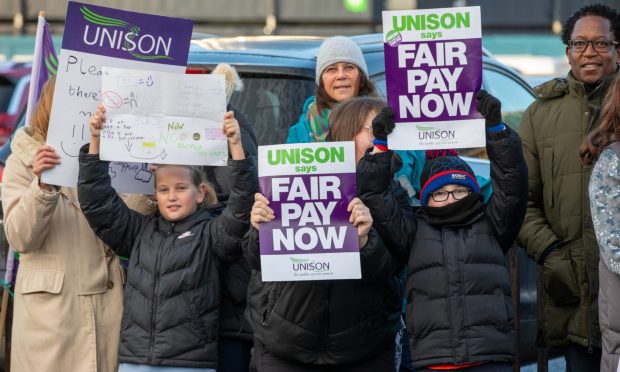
[306,100,331,142]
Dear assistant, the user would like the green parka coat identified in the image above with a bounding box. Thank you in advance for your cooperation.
[518,71,618,349]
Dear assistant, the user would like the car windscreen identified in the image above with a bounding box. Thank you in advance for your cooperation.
[229,73,316,146]
[0,77,16,113]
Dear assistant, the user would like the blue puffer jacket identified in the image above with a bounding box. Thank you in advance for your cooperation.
[287,96,492,205]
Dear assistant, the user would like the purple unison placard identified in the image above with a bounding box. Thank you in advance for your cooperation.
[257,142,361,281]
[63,1,192,66]
[42,1,193,190]
[382,7,485,150]
[384,38,482,123]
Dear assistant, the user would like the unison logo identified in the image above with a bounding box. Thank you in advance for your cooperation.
[267,146,345,165]
[416,125,455,141]
[392,12,470,32]
[80,6,173,61]
[289,257,330,272]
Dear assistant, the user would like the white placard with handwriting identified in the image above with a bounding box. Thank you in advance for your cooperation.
[99,67,227,166]
[42,51,186,193]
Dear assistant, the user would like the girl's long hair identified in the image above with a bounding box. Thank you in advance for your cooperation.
[30,76,57,142]
[328,96,386,141]
[580,75,620,166]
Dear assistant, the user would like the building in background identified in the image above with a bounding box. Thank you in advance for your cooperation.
[0,0,616,81]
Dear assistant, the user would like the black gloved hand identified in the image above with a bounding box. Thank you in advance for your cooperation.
[476,90,502,128]
[372,106,396,141]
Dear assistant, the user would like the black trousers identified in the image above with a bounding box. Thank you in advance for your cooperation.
[564,342,602,372]
[251,340,395,372]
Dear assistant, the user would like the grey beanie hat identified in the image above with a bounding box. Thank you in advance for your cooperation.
[315,36,368,85]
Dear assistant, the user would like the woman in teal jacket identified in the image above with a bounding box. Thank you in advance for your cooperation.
[286,36,427,206]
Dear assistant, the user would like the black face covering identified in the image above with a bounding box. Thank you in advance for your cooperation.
[420,192,485,226]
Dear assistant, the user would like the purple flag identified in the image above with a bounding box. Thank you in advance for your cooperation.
[25,14,58,126]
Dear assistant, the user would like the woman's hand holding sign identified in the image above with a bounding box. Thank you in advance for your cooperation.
[251,193,275,230]
[223,111,245,160]
[348,197,372,249]
[33,145,60,191]
[89,103,105,155]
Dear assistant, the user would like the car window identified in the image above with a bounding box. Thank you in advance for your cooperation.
[373,76,387,97]
[482,68,535,133]
[229,74,316,145]
[0,78,16,113]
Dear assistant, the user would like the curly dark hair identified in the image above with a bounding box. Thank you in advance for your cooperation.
[561,4,620,46]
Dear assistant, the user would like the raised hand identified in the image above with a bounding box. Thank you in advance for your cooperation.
[475,90,502,127]
[250,193,275,230]
[223,111,245,160]
[33,145,60,191]
[347,197,372,248]
[89,103,106,154]
[371,106,396,141]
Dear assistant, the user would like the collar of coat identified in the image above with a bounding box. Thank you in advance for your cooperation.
[156,207,215,234]
[533,70,618,102]
[11,127,79,206]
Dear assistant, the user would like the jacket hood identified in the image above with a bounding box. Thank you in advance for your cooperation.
[534,71,617,101]
[10,127,43,167]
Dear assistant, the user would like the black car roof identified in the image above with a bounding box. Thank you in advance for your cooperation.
[188,33,505,79]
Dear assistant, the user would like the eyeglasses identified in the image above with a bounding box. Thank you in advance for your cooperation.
[568,39,618,53]
[431,188,471,202]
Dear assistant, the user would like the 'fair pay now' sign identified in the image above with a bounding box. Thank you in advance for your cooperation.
[382,6,484,151]
[257,142,360,282]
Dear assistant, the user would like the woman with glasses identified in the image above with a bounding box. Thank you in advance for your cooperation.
[329,97,416,372]
[357,90,528,371]
[244,96,405,372]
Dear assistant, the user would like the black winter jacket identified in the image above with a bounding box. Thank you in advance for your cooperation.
[77,148,257,369]
[358,127,527,368]
[242,227,402,365]
[205,106,258,341]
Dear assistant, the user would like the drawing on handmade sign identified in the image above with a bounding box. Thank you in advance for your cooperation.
[99,67,227,165]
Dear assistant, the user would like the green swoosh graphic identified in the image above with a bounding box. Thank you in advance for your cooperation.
[289,257,310,263]
[81,6,131,28]
[80,6,173,61]
[416,125,434,131]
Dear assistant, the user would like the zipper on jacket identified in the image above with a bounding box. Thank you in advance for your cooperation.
[147,223,172,363]
[457,229,471,362]
[237,316,248,336]
[318,283,330,354]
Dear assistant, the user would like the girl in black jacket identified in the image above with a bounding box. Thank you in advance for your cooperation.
[358,91,528,372]
[77,104,257,371]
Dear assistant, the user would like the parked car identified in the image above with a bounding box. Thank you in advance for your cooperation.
[187,33,539,362]
[0,33,540,362]
[0,62,31,146]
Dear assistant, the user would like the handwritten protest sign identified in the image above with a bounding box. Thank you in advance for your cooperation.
[42,1,193,192]
[100,67,227,165]
[258,142,360,281]
[382,7,483,150]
